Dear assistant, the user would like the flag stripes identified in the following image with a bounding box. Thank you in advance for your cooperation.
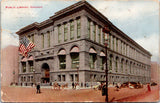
[19,36,35,57]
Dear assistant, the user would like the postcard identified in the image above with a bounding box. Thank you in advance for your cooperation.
[1,0,160,102]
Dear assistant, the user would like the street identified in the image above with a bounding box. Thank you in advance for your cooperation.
[1,85,159,102]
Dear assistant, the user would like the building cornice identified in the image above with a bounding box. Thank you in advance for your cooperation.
[16,1,151,56]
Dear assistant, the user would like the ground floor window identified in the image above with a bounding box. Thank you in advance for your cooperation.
[22,62,26,73]
[71,53,79,69]
[59,55,66,69]
[89,54,96,69]
[100,57,105,70]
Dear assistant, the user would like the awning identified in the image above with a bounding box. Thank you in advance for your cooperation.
[58,49,66,55]
[21,57,27,62]
[100,52,106,57]
[89,48,97,54]
[28,56,34,61]
[70,47,79,53]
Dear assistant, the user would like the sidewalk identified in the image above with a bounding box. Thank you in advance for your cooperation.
[115,85,159,102]
[1,85,159,102]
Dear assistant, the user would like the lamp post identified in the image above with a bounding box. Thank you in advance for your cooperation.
[76,64,79,83]
[33,69,35,85]
[103,25,110,102]
[13,70,15,85]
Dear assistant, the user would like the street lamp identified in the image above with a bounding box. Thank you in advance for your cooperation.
[13,70,15,85]
[103,25,110,102]
[33,69,35,85]
[76,64,79,83]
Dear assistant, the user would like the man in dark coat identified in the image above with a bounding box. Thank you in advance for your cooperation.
[36,83,41,93]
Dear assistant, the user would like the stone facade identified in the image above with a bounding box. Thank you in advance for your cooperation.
[16,1,151,86]
[1,45,19,86]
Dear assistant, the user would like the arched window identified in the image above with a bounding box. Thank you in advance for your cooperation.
[100,51,105,70]
[58,49,66,69]
[70,46,79,69]
[28,56,34,72]
[89,48,97,69]
[121,59,124,73]
[109,54,113,71]
[21,57,27,73]
[115,57,119,72]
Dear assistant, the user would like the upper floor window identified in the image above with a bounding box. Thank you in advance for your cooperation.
[77,18,81,38]
[64,23,68,41]
[98,26,101,44]
[93,23,96,42]
[58,25,62,43]
[116,38,118,52]
[47,31,50,47]
[112,36,114,51]
[87,20,91,39]
[41,33,44,48]
[70,21,74,40]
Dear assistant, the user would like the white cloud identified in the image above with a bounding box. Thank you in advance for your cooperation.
[1,31,19,48]
[135,33,159,62]
[91,0,159,21]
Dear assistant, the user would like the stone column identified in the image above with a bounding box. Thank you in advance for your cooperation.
[26,61,29,73]
[79,51,85,70]
[19,62,22,73]
[54,26,58,45]
[81,15,88,39]
[66,54,71,70]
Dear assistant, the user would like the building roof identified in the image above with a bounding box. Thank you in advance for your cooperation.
[16,1,152,56]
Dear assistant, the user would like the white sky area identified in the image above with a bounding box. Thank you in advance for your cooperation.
[1,0,159,62]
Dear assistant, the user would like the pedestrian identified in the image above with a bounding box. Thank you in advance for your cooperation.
[36,83,41,94]
[72,82,74,89]
[147,83,151,92]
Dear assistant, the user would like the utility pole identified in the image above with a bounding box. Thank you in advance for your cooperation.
[103,25,110,102]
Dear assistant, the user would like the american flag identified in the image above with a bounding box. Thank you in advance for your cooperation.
[19,36,35,57]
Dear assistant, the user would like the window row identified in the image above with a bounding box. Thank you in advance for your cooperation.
[21,76,33,82]
[58,18,81,43]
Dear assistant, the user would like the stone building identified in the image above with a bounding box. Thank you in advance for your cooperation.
[16,1,151,86]
[151,62,159,83]
[1,45,19,86]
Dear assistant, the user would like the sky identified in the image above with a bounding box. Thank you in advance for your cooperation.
[1,0,159,62]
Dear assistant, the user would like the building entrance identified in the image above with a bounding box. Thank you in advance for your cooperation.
[41,63,50,83]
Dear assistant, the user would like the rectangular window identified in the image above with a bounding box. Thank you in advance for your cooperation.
[77,19,81,38]
[121,42,123,54]
[89,54,96,69]
[93,23,96,41]
[109,34,111,48]
[115,60,118,72]
[121,62,123,73]
[64,23,68,41]
[116,38,118,52]
[59,55,66,69]
[22,62,26,73]
[100,57,105,70]
[70,74,73,82]
[58,75,61,81]
[71,53,79,69]
[32,35,34,43]
[58,26,61,43]
[112,36,114,51]
[87,20,91,39]
[42,33,44,48]
[62,75,65,81]
[70,21,74,40]
[47,31,50,47]
[109,57,112,71]
[98,27,101,43]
